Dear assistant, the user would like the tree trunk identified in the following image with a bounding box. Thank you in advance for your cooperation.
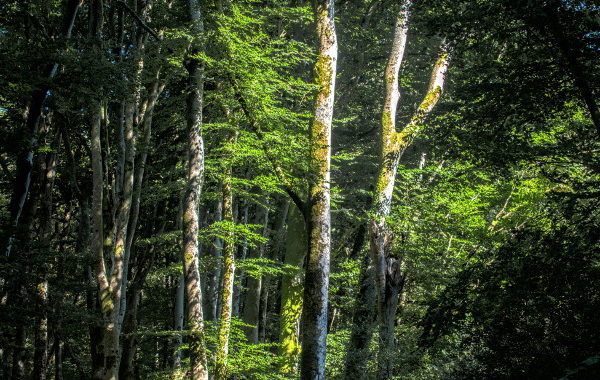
[33,132,60,380]
[242,205,269,343]
[232,203,249,317]
[204,199,223,322]
[118,71,164,335]
[54,336,63,380]
[172,273,185,370]
[181,1,209,378]
[300,0,337,378]
[279,205,307,374]
[368,3,449,375]
[215,132,237,380]
[89,98,120,380]
[3,0,81,257]
[117,286,141,380]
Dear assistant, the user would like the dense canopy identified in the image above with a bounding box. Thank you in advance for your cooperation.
[0,0,598,379]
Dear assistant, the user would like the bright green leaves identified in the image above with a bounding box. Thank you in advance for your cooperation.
[201,220,267,248]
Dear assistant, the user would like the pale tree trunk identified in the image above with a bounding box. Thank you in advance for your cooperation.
[181,1,208,378]
[86,0,137,377]
[242,205,269,343]
[90,95,134,378]
[215,132,237,380]
[117,61,162,337]
[300,0,337,378]
[279,205,307,374]
[90,98,123,380]
[343,4,411,374]
[369,4,449,376]
[95,60,139,380]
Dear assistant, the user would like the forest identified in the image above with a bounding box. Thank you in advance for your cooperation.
[0,0,599,379]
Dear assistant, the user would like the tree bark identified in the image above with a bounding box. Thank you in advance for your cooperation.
[181,1,209,378]
[215,132,237,380]
[279,205,307,374]
[300,0,337,378]
[117,69,163,336]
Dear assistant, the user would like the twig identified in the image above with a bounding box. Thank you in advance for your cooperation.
[116,1,162,41]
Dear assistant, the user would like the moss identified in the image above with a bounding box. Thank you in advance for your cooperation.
[309,120,330,176]
[381,110,394,134]
[419,85,442,111]
[385,70,396,85]
[279,279,303,373]
[100,290,114,313]
[314,55,334,98]
[115,244,124,257]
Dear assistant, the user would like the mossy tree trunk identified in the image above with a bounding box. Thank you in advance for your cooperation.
[300,0,337,378]
[279,205,307,374]
[181,1,209,379]
[343,3,411,376]
[369,4,450,375]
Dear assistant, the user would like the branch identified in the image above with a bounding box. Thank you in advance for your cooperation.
[116,1,162,41]
[229,77,306,215]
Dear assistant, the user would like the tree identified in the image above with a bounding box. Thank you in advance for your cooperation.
[299,0,337,378]
[181,0,209,379]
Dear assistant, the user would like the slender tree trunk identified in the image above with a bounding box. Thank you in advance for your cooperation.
[204,199,223,322]
[172,273,185,370]
[232,203,249,317]
[215,133,237,380]
[341,3,450,378]
[300,1,337,378]
[112,33,146,339]
[279,205,307,374]
[89,97,118,380]
[33,132,60,380]
[181,1,208,378]
[372,45,448,378]
[118,70,163,335]
[242,205,269,343]
[54,336,63,380]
